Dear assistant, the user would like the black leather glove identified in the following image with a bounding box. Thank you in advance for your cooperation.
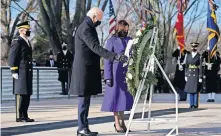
[105,79,113,87]
[114,54,128,63]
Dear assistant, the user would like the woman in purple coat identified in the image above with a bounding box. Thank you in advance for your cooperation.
[101,20,133,133]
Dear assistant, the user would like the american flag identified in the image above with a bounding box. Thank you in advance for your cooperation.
[109,0,117,34]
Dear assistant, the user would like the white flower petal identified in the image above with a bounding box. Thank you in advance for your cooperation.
[129,59,134,65]
[132,38,139,44]
[136,30,142,37]
[127,73,133,79]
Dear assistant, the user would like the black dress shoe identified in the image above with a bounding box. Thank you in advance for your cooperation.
[16,118,34,122]
[87,129,98,135]
[77,129,98,136]
[16,118,24,122]
[207,99,211,102]
[211,99,215,102]
[193,105,198,109]
[23,118,35,122]
[60,92,68,95]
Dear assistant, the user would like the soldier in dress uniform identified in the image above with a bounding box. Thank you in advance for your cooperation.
[57,43,74,95]
[184,42,202,108]
[8,21,35,122]
[172,46,190,101]
[202,50,221,102]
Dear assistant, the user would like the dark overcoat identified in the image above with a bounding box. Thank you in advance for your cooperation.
[69,17,117,96]
[8,36,33,95]
[202,51,221,93]
[184,52,202,94]
[45,60,57,67]
[57,51,73,82]
[172,49,189,89]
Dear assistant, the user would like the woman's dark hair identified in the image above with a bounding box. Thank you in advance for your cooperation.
[118,20,129,27]
[112,20,129,36]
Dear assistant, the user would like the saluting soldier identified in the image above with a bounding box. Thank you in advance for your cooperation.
[57,43,74,95]
[172,46,190,101]
[184,42,202,108]
[8,21,34,122]
[202,50,221,102]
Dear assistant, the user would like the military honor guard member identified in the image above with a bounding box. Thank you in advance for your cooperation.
[8,21,34,122]
[172,46,190,101]
[57,43,73,95]
[202,50,221,102]
[184,42,202,108]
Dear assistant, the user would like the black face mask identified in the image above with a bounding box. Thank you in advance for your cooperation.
[25,31,31,37]
[118,31,128,37]
[62,46,67,50]
[192,48,197,52]
[94,21,101,27]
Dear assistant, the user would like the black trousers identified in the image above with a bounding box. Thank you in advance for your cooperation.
[61,81,68,94]
[78,96,91,130]
[16,94,31,118]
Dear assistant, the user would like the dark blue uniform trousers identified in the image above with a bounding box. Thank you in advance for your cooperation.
[189,93,199,106]
[78,96,91,130]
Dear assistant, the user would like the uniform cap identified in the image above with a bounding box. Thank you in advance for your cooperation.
[62,42,67,47]
[190,42,199,47]
[16,21,30,29]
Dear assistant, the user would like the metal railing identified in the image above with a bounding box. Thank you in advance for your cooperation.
[0,66,104,103]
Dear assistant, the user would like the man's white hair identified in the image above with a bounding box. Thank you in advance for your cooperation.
[86,7,103,17]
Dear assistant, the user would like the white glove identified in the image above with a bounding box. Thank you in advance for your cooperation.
[178,65,183,71]
[185,77,187,81]
[12,73,18,79]
[177,46,180,50]
[199,78,202,83]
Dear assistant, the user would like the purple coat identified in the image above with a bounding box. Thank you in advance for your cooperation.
[101,36,134,112]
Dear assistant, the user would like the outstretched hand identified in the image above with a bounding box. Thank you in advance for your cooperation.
[114,54,128,63]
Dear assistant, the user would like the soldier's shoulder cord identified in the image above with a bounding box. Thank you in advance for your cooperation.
[10,37,21,47]
[12,38,20,42]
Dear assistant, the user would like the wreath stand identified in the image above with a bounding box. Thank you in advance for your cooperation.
[125,27,179,136]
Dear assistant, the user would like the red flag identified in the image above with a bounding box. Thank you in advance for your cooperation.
[174,12,185,54]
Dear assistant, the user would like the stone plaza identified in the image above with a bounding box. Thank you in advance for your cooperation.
[1,94,221,136]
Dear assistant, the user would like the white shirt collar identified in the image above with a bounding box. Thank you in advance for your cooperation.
[191,52,197,58]
[20,35,30,46]
[63,50,67,55]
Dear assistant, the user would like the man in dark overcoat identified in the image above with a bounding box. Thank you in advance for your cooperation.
[202,50,221,102]
[184,42,202,108]
[69,7,128,136]
[172,47,190,101]
[57,43,73,95]
[45,54,57,67]
[8,21,34,122]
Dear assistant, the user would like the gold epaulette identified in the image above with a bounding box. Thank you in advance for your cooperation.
[189,65,198,69]
[10,67,18,70]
